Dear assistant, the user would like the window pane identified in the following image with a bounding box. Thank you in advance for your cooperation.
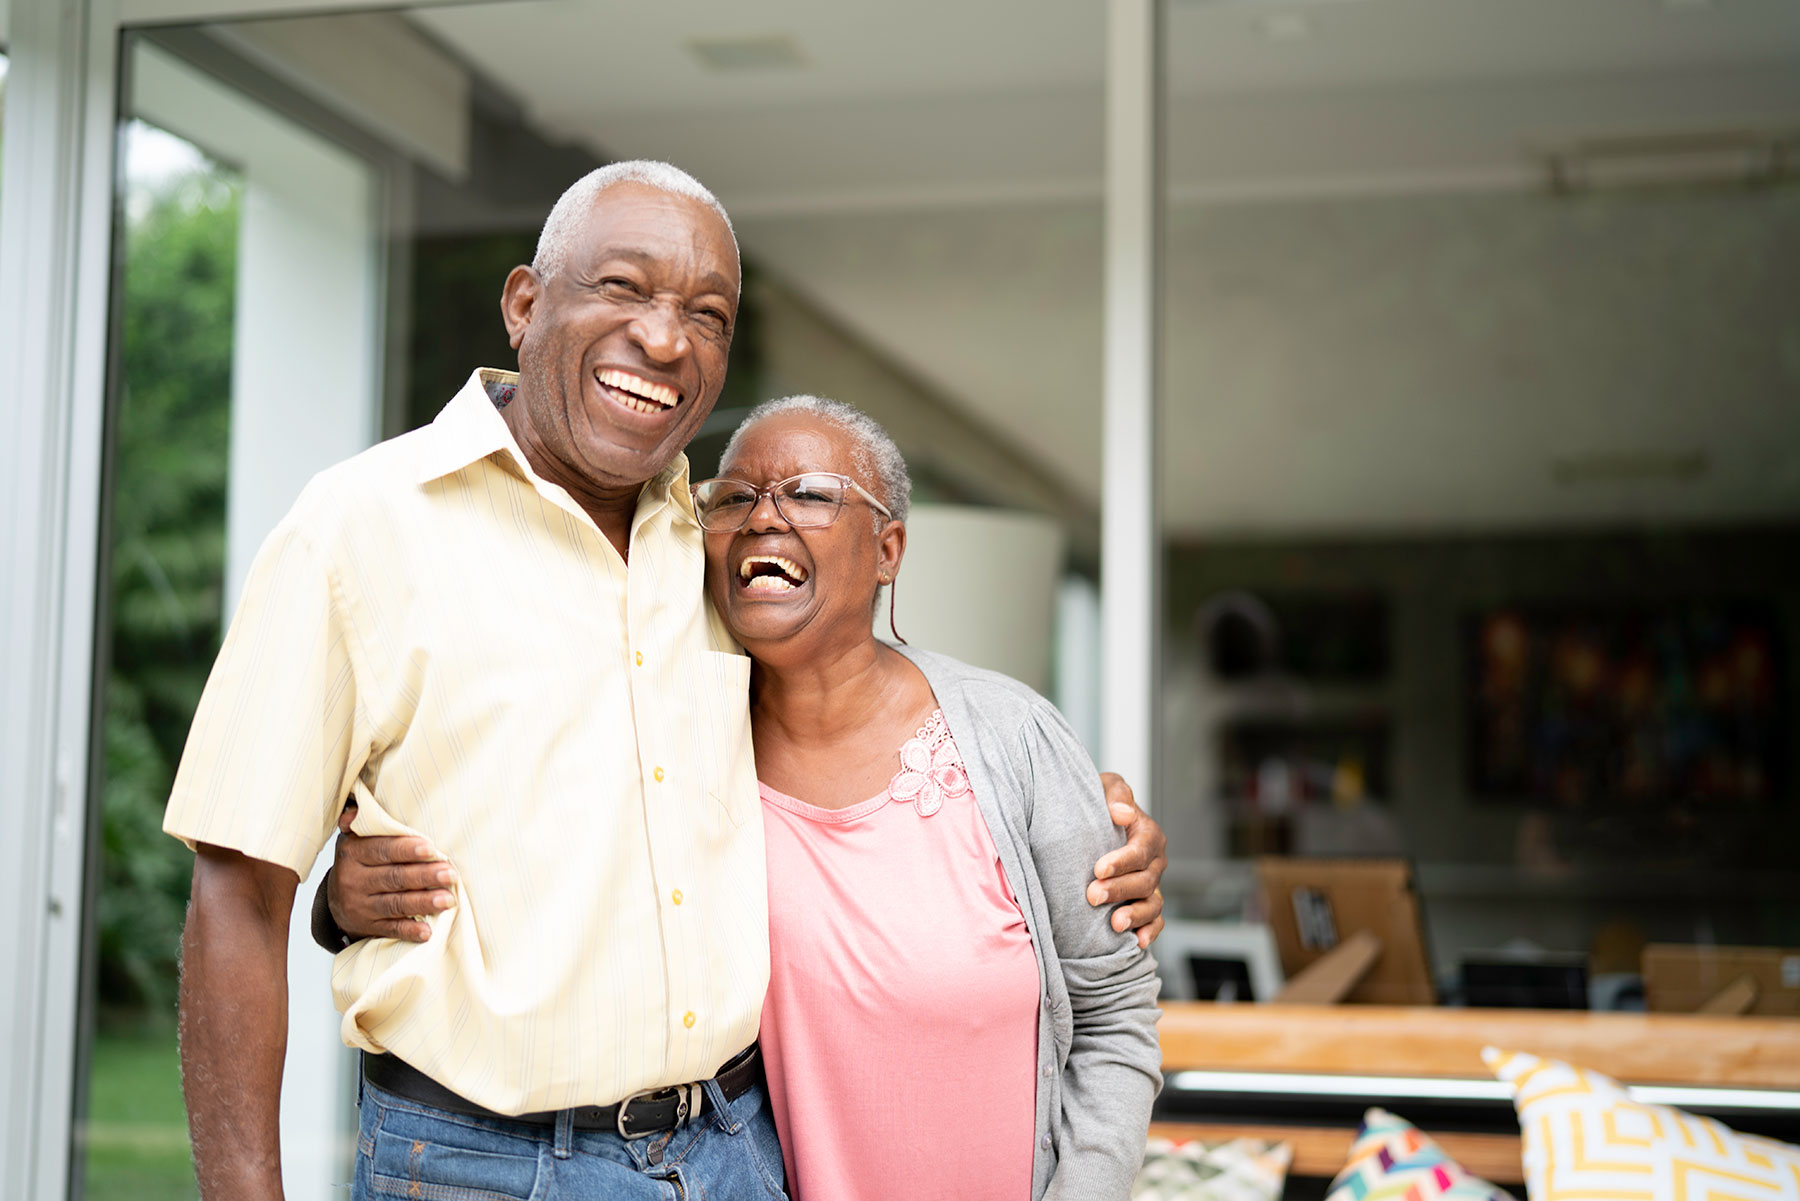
[1159,0,1800,1012]
[84,117,240,1201]
[81,32,386,1201]
[79,7,1108,1199]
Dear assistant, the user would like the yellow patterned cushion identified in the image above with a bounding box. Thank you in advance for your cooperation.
[1484,1047,1800,1201]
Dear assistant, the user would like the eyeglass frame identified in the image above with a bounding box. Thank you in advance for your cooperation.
[690,471,894,533]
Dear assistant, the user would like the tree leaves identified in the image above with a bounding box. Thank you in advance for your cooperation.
[98,144,241,1020]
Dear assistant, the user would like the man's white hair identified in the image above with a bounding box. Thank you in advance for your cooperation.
[532,160,739,281]
[722,395,912,529]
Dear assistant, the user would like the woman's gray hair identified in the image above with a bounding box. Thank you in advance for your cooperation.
[532,160,739,281]
[722,395,912,529]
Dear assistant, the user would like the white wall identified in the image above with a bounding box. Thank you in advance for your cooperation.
[132,39,381,1200]
[876,505,1065,698]
[1054,575,1102,756]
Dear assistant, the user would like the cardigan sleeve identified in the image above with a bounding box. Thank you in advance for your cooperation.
[1020,699,1163,1201]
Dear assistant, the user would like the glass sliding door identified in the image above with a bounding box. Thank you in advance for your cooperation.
[56,3,1124,1198]
[79,31,386,1201]
[1156,0,1800,1007]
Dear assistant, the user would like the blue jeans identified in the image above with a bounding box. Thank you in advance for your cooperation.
[354,1073,790,1200]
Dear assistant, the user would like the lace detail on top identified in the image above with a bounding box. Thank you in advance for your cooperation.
[888,708,970,818]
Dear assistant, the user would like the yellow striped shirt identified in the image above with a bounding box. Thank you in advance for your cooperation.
[164,368,767,1114]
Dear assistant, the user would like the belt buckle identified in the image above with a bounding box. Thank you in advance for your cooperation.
[615,1082,703,1140]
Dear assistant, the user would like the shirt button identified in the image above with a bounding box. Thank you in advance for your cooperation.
[683,1011,696,1029]
[671,889,683,906]
[654,766,665,782]
[635,651,643,666]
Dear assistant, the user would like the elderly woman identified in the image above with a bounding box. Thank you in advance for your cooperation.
[327,397,1162,1200]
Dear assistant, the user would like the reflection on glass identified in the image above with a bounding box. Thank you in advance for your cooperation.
[84,119,239,1201]
[1158,0,1800,1011]
[2,51,10,206]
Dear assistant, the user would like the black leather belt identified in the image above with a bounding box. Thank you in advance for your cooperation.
[361,1044,762,1140]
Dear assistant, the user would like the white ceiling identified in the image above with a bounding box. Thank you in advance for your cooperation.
[410,0,1800,534]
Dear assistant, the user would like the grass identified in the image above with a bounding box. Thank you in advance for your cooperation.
[81,1026,196,1201]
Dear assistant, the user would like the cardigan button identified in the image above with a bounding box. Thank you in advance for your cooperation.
[1040,1134,1052,1151]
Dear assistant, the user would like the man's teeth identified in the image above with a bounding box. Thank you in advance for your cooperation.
[597,369,678,413]
[739,555,808,592]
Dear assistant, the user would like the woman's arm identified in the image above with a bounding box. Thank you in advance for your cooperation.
[1022,702,1163,1200]
[307,804,454,950]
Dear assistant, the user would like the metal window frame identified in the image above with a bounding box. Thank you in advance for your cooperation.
[1101,0,1163,811]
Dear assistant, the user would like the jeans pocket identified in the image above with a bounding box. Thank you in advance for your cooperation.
[731,1085,791,1200]
[367,1105,542,1201]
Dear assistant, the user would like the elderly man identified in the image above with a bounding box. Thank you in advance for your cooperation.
[165,161,1165,1201]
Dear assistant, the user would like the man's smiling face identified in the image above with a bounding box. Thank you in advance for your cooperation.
[504,181,740,494]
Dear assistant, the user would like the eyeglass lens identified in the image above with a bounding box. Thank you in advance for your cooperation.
[697,475,848,530]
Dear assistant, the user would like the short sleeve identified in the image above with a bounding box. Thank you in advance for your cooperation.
[162,519,368,879]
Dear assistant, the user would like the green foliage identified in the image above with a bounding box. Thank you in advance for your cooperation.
[98,150,240,1019]
[83,1030,196,1199]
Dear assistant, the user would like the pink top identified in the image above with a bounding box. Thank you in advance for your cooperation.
[757,709,1041,1201]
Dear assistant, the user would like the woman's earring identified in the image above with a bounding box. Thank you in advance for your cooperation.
[885,575,906,645]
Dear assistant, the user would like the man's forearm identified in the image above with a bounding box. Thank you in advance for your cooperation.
[179,846,299,1201]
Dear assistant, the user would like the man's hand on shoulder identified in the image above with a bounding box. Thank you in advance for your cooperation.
[325,803,457,945]
[1086,773,1167,949]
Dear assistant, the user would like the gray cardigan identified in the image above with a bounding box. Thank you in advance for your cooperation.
[897,645,1163,1201]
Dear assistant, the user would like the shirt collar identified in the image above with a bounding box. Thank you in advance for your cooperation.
[417,368,698,529]
[415,368,529,485]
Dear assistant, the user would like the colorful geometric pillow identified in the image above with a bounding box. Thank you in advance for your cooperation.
[1133,1136,1293,1201]
[1484,1047,1800,1201]
[1326,1108,1517,1201]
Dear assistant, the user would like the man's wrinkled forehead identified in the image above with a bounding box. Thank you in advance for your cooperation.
[581,183,740,296]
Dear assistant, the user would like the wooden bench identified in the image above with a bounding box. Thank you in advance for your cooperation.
[1152,1002,1800,1183]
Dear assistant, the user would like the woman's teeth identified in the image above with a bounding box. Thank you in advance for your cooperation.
[739,555,808,592]
[597,369,678,413]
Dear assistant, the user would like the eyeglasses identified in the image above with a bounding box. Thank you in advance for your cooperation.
[691,472,892,533]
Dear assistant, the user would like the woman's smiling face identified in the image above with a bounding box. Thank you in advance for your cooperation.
[702,412,904,662]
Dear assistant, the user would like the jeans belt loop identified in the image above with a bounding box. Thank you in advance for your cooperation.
[700,1077,740,1135]
[680,1082,703,1128]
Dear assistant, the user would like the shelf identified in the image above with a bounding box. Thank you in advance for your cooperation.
[1164,858,1800,905]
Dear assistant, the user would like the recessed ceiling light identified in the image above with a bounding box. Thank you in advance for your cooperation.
[687,34,808,72]
[1256,12,1315,39]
